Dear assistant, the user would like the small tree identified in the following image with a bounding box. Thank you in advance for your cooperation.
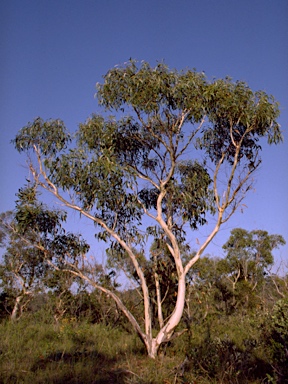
[221,229,285,311]
[13,61,283,357]
[0,209,46,320]
[186,229,286,316]
[0,187,89,320]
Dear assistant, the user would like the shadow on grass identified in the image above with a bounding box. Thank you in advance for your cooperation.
[30,350,133,384]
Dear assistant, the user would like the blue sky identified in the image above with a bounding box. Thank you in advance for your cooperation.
[1,0,287,265]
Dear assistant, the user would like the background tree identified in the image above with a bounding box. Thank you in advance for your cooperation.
[13,61,282,357]
[220,228,285,312]
[0,186,89,321]
[0,209,47,320]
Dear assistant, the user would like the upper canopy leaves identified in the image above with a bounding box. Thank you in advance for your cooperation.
[200,79,282,165]
[97,61,207,122]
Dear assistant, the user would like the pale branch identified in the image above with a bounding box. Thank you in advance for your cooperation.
[128,164,160,190]
[48,259,147,342]
[184,213,223,275]
[111,211,118,231]
[12,62,283,358]
[177,116,206,158]
[133,107,170,152]
[213,152,226,211]
[114,259,143,300]
[154,269,164,329]
[159,150,170,180]
[155,189,183,275]
[223,146,242,208]
[229,118,238,147]
[34,151,145,285]
[209,155,257,242]
[220,170,258,224]
[271,277,285,298]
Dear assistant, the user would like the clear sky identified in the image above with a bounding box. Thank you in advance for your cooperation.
[1,0,287,266]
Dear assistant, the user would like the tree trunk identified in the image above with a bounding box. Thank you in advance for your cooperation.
[146,338,161,359]
[144,275,187,358]
[11,295,23,321]
[154,254,164,329]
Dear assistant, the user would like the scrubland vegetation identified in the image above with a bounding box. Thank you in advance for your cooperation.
[1,254,287,383]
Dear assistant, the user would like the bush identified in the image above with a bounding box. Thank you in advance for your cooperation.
[266,297,288,383]
[185,313,272,383]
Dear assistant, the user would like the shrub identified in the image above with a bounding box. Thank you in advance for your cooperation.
[266,297,288,383]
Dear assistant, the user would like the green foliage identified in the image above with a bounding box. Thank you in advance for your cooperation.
[13,117,70,156]
[184,227,286,319]
[0,244,287,383]
[14,186,89,262]
[221,228,286,311]
[0,310,282,384]
[265,297,288,382]
[15,186,66,235]
[189,335,270,383]
[223,228,285,274]
[0,208,50,320]
[0,188,89,320]
[97,61,207,118]
[0,318,140,383]
[184,309,273,383]
[200,80,282,166]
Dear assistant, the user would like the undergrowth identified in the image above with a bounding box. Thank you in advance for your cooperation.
[0,313,277,383]
[0,316,188,384]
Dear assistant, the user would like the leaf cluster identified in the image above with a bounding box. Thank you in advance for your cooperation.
[97,61,207,122]
[13,117,70,156]
[199,80,282,166]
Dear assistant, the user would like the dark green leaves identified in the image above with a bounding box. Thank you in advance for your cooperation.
[14,186,89,264]
[200,79,282,165]
[15,186,66,235]
[13,117,70,156]
[97,60,207,122]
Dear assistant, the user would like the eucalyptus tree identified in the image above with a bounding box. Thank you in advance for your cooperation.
[223,228,285,290]
[0,208,46,320]
[13,61,282,357]
[220,228,285,312]
[0,187,89,320]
